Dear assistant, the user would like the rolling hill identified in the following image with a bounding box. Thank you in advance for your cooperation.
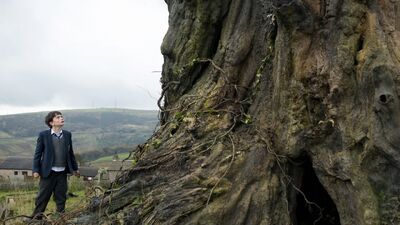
[0,108,159,160]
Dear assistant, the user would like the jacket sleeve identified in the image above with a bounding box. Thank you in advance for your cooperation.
[32,133,44,173]
[69,133,79,171]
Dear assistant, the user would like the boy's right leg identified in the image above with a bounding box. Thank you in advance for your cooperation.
[53,171,68,213]
[32,171,56,219]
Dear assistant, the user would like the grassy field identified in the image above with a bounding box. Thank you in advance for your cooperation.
[0,176,97,224]
[1,189,87,216]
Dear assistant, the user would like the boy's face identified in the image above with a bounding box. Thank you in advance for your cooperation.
[50,114,64,128]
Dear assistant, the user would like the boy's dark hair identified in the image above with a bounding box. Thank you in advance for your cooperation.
[45,111,62,128]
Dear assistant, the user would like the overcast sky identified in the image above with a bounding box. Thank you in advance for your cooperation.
[0,0,168,115]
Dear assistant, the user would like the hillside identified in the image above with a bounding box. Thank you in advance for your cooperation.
[0,108,158,160]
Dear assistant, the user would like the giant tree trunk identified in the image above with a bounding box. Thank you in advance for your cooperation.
[83,0,400,224]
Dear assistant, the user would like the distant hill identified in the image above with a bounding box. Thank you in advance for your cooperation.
[0,108,159,160]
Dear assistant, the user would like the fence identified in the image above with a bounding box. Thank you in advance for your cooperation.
[0,180,37,192]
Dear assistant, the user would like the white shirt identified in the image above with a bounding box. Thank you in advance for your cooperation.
[51,128,63,138]
[50,129,65,172]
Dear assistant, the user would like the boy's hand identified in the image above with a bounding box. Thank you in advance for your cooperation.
[74,170,80,177]
[33,172,40,178]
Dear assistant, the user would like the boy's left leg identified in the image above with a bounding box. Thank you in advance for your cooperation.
[53,171,68,213]
[32,172,57,219]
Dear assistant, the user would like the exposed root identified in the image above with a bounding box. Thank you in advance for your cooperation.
[206,134,236,205]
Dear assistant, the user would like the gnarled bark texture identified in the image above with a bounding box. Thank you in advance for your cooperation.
[78,0,400,224]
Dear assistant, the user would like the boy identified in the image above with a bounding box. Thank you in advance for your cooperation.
[32,111,80,219]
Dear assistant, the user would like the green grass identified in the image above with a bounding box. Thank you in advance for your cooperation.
[0,177,95,223]
[4,189,87,217]
[0,189,37,202]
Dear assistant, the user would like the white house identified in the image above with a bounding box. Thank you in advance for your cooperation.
[0,156,33,182]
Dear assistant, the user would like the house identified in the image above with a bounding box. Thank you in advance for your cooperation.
[0,156,33,182]
[78,166,98,181]
[0,156,98,182]
[89,160,132,182]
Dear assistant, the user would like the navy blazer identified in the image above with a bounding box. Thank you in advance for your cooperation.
[32,129,79,178]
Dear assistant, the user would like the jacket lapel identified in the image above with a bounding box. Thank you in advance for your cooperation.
[63,131,70,151]
[45,129,54,153]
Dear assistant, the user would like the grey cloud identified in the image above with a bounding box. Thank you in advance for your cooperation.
[0,0,168,113]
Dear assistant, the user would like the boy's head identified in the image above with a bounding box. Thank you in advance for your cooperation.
[45,111,64,128]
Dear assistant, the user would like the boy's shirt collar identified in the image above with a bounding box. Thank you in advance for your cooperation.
[50,129,63,137]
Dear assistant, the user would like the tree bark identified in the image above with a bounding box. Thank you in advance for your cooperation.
[81,0,400,224]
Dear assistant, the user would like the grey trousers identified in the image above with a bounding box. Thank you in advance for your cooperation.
[32,170,68,218]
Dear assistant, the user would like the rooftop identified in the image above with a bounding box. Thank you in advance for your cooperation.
[0,156,32,170]
[79,166,98,177]
[0,156,99,177]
